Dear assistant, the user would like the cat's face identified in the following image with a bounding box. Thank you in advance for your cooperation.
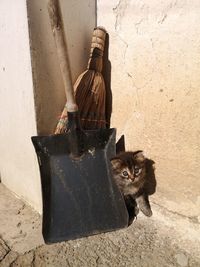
[111,151,146,189]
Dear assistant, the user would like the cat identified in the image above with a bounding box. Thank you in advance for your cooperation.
[111,150,152,221]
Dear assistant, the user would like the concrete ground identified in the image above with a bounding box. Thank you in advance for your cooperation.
[0,183,200,267]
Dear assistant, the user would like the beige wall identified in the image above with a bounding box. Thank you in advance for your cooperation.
[0,0,42,211]
[98,0,200,218]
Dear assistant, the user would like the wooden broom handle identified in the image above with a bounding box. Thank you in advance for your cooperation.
[48,0,78,112]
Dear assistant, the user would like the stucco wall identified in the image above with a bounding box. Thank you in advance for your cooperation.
[0,0,42,211]
[98,0,200,218]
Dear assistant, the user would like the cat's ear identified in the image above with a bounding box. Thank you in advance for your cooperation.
[134,151,145,163]
[110,158,122,169]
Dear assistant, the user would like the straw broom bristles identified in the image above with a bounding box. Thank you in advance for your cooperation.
[55,27,107,134]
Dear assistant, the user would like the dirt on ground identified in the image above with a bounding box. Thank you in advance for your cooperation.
[0,184,200,267]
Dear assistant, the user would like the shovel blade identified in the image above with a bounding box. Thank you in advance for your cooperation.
[32,128,128,243]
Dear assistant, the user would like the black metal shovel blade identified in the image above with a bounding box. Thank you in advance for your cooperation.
[32,128,128,243]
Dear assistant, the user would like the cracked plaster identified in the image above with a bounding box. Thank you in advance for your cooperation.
[98,0,200,218]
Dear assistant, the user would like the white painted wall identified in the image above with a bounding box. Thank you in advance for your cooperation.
[0,0,42,212]
[0,0,96,213]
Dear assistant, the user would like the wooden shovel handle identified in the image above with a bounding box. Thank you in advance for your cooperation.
[48,0,78,112]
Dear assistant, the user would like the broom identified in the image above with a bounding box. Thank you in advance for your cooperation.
[54,27,107,134]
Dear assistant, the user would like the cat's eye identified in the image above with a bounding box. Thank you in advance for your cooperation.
[134,167,141,175]
[122,171,128,177]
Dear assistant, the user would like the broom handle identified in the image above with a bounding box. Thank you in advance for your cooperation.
[48,0,78,113]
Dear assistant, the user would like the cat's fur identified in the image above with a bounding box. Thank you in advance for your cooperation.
[111,150,152,219]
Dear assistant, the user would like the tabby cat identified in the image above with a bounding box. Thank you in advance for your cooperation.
[111,150,152,219]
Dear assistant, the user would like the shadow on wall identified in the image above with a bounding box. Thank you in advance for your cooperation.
[145,158,157,196]
[127,158,157,225]
[103,32,112,128]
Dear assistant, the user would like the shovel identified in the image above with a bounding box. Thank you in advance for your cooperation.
[31,0,128,244]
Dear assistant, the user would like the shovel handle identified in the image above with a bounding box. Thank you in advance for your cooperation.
[48,0,78,113]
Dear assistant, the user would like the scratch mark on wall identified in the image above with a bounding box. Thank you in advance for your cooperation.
[127,69,154,91]
[134,18,146,34]
[117,34,128,64]
[157,0,179,24]
[113,0,129,32]
[158,14,168,24]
